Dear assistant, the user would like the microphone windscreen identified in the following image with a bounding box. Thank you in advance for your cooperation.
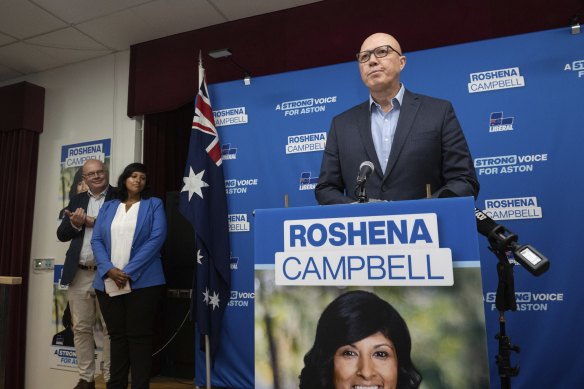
[359,161,374,172]
[474,208,499,237]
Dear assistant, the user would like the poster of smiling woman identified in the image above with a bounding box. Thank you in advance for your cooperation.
[57,139,111,221]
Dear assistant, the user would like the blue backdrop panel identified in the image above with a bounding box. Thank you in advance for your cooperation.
[402,29,584,389]
[195,28,584,388]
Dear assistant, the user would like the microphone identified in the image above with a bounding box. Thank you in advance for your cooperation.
[439,189,549,276]
[474,208,549,276]
[356,161,374,185]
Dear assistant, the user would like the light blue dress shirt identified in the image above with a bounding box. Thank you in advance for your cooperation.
[370,84,405,174]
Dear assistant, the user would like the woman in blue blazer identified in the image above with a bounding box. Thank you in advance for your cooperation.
[92,163,166,389]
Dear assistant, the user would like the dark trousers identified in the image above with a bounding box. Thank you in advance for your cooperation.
[97,285,163,389]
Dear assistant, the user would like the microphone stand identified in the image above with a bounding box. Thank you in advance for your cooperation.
[354,182,368,203]
[488,233,521,389]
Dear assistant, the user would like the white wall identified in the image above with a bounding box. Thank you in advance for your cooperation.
[1,51,140,389]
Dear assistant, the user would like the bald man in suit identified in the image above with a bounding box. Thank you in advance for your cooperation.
[315,33,479,204]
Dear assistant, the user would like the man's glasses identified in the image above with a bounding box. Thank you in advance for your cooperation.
[83,170,105,179]
[356,45,402,63]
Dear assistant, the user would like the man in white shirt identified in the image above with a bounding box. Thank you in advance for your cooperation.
[57,159,115,389]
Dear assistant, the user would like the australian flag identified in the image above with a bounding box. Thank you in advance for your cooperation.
[179,61,231,359]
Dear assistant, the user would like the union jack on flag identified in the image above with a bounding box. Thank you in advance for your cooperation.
[192,65,222,166]
[179,60,231,360]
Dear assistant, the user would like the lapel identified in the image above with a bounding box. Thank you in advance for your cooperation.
[79,192,90,209]
[383,89,421,181]
[104,185,116,201]
[132,197,150,246]
[76,194,90,236]
[99,200,119,251]
[356,101,384,181]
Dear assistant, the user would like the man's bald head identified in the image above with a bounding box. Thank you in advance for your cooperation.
[357,33,406,100]
[360,33,402,55]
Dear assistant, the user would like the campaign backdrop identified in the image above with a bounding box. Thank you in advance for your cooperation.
[196,28,584,388]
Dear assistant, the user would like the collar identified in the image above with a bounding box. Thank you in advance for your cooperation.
[88,186,108,200]
[369,83,405,112]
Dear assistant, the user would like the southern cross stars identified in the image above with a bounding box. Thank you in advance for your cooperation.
[202,288,221,310]
[181,166,209,200]
[203,288,210,304]
[209,291,220,310]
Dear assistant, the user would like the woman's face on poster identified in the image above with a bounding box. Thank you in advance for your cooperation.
[333,331,398,389]
[76,179,88,194]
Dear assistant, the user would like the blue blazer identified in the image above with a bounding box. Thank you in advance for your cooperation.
[315,89,479,204]
[91,197,167,292]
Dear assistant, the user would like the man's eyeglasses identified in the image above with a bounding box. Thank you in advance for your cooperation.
[83,170,105,179]
[356,45,402,63]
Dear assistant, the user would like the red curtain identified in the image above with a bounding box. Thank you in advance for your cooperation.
[143,101,195,201]
[0,81,44,389]
[0,129,40,389]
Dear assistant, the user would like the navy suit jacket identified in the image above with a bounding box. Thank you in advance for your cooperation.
[57,186,117,286]
[91,197,167,292]
[315,89,479,204]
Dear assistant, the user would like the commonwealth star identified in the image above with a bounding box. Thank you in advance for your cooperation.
[181,166,209,201]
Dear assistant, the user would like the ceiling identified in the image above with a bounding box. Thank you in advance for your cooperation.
[0,0,321,83]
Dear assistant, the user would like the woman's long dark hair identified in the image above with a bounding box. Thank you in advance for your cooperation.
[116,162,152,201]
[299,290,422,389]
[69,168,85,199]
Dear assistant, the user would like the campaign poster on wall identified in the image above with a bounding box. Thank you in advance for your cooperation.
[49,265,107,373]
[57,139,111,221]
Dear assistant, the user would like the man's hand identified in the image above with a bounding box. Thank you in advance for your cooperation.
[64,208,86,229]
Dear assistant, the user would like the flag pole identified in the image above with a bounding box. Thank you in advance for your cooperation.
[199,49,212,389]
[187,48,230,388]
[205,335,211,389]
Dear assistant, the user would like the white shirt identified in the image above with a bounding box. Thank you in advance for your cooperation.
[110,202,140,270]
[370,84,405,174]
